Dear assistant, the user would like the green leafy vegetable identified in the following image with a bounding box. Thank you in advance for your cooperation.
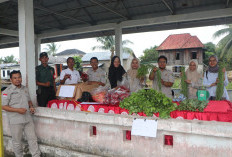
[137,64,162,91]
[181,67,188,98]
[176,99,208,112]
[216,62,225,100]
[120,89,176,119]
[137,64,150,78]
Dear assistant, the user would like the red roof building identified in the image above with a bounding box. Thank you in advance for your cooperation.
[157,33,204,65]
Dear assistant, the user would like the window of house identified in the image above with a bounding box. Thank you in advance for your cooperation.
[192,52,197,59]
[3,70,5,77]
[7,70,10,76]
[176,53,180,60]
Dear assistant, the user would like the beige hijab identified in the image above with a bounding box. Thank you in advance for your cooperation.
[127,58,140,79]
[186,59,202,98]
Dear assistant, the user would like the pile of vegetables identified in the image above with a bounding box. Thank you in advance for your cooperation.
[180,67,188,98]
[176,99,208,112]
[120,89,176,119]
[137,64,162,91]
[216,62,225,100]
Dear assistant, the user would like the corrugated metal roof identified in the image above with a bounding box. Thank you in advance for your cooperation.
[156,33,204,50]
[0,0,232,48]
[82,52,130,62]
[56,49,86,56]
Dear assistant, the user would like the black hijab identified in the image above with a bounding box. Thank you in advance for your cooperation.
[108,56,126,88]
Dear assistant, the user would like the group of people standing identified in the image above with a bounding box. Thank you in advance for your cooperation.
[1,51,230,157]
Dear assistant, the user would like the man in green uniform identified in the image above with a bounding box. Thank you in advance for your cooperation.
[2,70,41,157]
[36,52,56,107]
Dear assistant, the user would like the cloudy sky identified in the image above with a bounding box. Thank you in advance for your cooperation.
[0,24,227,61]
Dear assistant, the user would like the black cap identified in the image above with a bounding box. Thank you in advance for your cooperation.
[40,52,48,58]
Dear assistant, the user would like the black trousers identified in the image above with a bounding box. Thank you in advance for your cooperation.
[37,86,56,107]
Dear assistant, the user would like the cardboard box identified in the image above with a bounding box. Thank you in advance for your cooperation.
[56,84,78,99]
[74,82,99,100]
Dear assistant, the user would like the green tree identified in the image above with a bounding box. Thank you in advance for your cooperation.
[140,46,159,63]
[43,42,60,56]
[73,56,82,71]
[92,36,134,59]
[203,42,216,65]
[0,55,17,63]
[213,24,232,59]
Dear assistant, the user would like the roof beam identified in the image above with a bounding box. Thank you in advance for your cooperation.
[0,28,18,36]
[76,0,96,25]
[162,0,174,15]
[120,0,131,19]
[89,0,128,20]
[226,0,230,7]
[50,14,66,29]
[37,23,116,39]
[121,7,232,28]
[2,8,232,46]
[0,37,18,45]
[37,7,232,39]
[0,0,9,3]
[34,5,91,25]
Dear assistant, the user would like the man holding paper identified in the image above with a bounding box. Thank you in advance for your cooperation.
[60,57,81,85]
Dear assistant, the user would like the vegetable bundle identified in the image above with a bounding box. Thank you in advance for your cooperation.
[216,62,225,100]
[137,64,162,91]
[120,89,176,119]
[180,67,188,98]
[176,99,208,112]
[137,64,150,78]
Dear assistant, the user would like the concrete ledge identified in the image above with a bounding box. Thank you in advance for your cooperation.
[34,107,232,138]
[3,107,232,157]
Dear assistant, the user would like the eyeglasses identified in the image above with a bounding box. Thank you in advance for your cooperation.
[209,59,217,62]
[158,61,166,64]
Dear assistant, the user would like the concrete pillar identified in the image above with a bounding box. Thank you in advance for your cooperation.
[35,36,41,66]
[18,0,37,105]
[115,24,123,66]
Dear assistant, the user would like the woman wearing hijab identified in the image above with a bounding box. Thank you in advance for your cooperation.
[126,58,144,92]
[203,55,229,100]
[108,56,126,89]
[184,59,202,99]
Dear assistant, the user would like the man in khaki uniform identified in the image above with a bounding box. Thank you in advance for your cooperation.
[87,57,106,86]
[149,55,174,98]
[2,70,41,157]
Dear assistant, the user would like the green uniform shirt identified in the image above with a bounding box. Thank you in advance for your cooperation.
[36,64,55,87]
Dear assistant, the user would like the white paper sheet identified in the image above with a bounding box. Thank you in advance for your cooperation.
[59,85,76,97]
[131,119,158,137]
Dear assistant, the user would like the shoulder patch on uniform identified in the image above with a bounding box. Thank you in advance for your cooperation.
[2,93,7,98]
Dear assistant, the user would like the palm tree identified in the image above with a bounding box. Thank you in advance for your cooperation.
[43,42,60,56]
[213,24,232,59]
[0,55,17,63]
[92,36,134,59]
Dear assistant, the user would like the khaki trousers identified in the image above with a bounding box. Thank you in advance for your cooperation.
[9,121,41,157]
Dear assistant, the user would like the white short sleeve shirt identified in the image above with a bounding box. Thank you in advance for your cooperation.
[60,68,80,84]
